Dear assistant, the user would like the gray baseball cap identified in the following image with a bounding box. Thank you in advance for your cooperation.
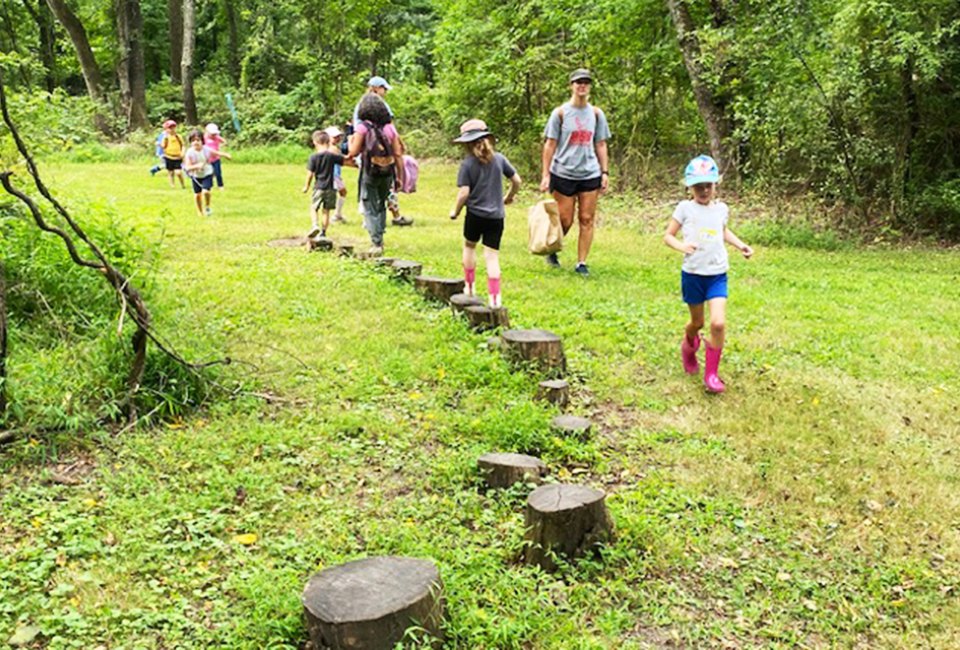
[569,68,593,83]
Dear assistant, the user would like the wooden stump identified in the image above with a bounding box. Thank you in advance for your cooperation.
[486,336,503,351]
[464,305,510,332]
[536,379,570,409]
[309,237,334,252]
[477,452,548,489]
[449,293,484,313]
[337,243,355,258]
[390,260,423,281]
[302,556,445,650]
[550,414,591,439]
[501,329,566,375]
[373,257,397,267]
[523,484,613,572]
[414,276,465,303]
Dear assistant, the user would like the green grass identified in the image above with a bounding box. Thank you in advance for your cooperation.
[1,159,959,648]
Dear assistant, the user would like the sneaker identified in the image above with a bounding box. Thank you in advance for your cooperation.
[546,253,560,268]
[332,214,347,224]
[320,229,327,238]
[367,245,384,256]
[392,216,413,226]
[307,227,321,239]
[574,262,590,276]
[205,207,212,216]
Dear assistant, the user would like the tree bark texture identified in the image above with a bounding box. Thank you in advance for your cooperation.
[501,329,566,376]
[524,484,614,572]
[0,260,7,418]
[413,276,465,303]
[168,0,182,83]
[666,0,736,178]
[20,0,58,92]
[223,0,240,85]
[117,0,148,129]
[44,0,104,104]
[464,305,510,332]
[181,0,197,125]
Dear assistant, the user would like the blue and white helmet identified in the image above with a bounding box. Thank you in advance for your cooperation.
[684,155,720,186]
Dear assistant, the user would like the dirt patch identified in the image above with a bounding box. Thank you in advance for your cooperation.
[267,236,308,247]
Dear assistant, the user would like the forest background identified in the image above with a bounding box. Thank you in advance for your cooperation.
[1,0,959,238]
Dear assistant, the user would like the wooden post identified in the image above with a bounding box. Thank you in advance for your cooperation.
[309,237,334,252]
[373,256,397,267]
[464,305,510,332]
[390,260,423,281]
[302,556,445,650]
[501,329,566,375]
[524,484,613,572]
[413,276,465,303]
[536,379,569,409]
[550,414,591,439]
[337,243,355,257]
[477,452,547,489]
[449,293,484,313]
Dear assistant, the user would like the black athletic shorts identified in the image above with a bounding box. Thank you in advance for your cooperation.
[463,212,504,250]
[549,173,601,197]
[164,156,182,171]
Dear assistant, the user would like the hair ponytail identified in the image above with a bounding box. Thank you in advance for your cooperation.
[468,137,495,164]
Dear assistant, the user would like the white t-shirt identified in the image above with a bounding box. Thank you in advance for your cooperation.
[672,199,729,275]
[184,146,214,178]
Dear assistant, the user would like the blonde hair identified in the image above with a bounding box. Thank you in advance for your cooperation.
[467,137,495,164]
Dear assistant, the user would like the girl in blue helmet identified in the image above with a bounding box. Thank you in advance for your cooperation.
[664,155,753,393]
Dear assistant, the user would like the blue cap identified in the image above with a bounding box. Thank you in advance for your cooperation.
[683,155,720,186]
[367,76,392,90]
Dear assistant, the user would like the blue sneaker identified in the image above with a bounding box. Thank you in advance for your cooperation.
[546,253,560,268]
[574,262,590,276]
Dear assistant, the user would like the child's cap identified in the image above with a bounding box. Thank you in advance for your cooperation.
[205,123,220,135]
[163,119,177,128]
[367,76,392,90]
[453,119,492,143]
[684,155,720,186]
[324,126,343,138]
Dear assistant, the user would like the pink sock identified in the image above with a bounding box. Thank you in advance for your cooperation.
[464,267,475,284]
[487,276,500,298]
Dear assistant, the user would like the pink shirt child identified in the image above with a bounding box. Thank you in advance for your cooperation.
[204,134,225,162]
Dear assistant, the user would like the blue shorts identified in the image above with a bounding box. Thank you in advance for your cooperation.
[191,174,213,194]
[681,271,728,305]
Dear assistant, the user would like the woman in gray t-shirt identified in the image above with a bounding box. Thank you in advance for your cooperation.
[539,68,611,276]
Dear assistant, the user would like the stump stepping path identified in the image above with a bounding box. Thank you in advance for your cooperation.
[501,328,566,375]
[414,276,465,303]
[464,305,510,332]
[391,259,423,281]
[302,556,445,650]
[537,379,569,409]
[524,484,613,572]
[308,236,334,252]
[551,414,592,439]
[477,452,548,489]
[449,293,485,313]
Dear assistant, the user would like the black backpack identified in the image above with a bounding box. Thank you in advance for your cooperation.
[361,120,394,177]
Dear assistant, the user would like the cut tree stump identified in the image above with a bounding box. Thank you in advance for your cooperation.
[302,556,445,650]
[464,305,510,331]
[373,257,397,267]
[501,329,566,375]
[337,243,355,257]
[550,414,591,438]
[537,379,570,409]
[449,293,484,313]
[477,452,548,489]
[309,237,334,252]
[486,336,503,351]
[390,260,423,281]
[523,484,613,572]
[414,276,465,303]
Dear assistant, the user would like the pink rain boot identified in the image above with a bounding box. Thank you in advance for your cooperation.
[704,344,726,393]
[681,334,701,374]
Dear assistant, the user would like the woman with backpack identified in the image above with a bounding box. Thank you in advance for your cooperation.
[347,94,405,255]
[539,68,611,276]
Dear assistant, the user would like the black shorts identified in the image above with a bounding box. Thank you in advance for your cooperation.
[164,157,182,171]
[549,173,601,197]
[191,174,213,194]
[463,212,504,250]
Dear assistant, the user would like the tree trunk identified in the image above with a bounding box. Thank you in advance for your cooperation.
[0,260,7,419]
[44,0,104,104]
[181,0,197,125]
[21,0,57,92]
[125,0,148,129]
[666,0,736,178]
[168,0,182,83]
[223,0,240,85]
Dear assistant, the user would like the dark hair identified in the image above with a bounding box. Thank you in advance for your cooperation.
[188,129,203,143]
[357,94,392,126]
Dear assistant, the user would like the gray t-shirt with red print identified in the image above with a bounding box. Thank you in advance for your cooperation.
[544,102,610,180]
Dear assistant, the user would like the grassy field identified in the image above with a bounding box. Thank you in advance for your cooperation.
[1,158,959,649]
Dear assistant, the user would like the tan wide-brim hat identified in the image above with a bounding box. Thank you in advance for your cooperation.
[324,126,343,138]
[453,118,492,143]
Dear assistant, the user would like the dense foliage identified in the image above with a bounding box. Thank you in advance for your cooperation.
[1,0,959,233]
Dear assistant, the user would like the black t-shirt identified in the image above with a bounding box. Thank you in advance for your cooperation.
[306,151,345,190]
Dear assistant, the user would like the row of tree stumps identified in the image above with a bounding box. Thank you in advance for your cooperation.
[299,238,613,649]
